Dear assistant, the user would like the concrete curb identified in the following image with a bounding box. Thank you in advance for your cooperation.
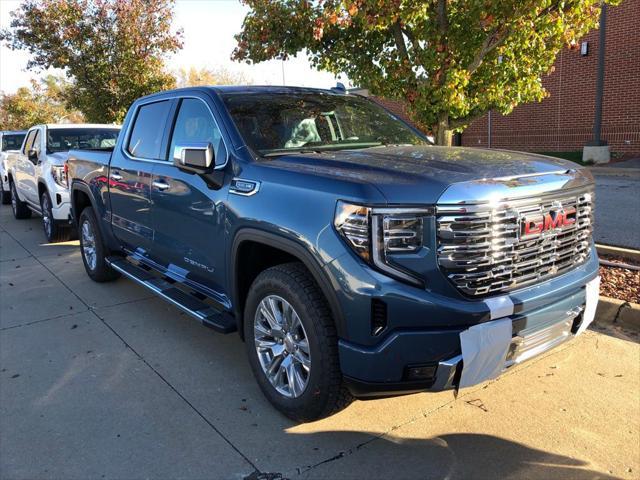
[595,296,640,330]
[596,244,640,263]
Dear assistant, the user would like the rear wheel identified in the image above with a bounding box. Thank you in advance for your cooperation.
[10,181,31,219]
[40,191,72,243]
[78,207,120,282]
[244,263,352,422]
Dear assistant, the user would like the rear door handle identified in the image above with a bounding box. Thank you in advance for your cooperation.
[110,172,123,181]
[152,180,170,191]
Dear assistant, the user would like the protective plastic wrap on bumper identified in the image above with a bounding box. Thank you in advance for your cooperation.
[458,318,512,389]
[452,275,600,390]
[340,274,600,397]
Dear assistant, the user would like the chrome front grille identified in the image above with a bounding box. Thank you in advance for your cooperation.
[437,187,594,296]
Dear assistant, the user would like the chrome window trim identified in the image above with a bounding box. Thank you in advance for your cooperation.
[121,95,229,170]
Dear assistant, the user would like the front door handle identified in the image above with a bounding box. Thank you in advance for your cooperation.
[152,180,170,191]
[110,172,123,181]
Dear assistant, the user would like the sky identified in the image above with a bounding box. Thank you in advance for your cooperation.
[0,0,351,94]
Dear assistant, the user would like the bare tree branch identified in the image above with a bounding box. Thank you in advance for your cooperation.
[466,0,571,75]
[466,26,509,75]
[433,0,450,87]
[401,25,422,56]
[392,20,410,63]
[436,0,448,36]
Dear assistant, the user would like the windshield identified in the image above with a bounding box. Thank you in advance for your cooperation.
[2,133,26,151]
[46,128,120,153]
[221,92,428,156]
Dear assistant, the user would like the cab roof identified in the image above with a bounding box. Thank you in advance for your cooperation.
[138,85,350,102]
[43,123,121,130]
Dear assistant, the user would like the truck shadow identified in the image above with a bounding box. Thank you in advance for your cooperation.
[283,431,622,480]
[590,322,640,344]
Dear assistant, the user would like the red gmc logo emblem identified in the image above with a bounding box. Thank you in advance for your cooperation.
[521,207,577,238]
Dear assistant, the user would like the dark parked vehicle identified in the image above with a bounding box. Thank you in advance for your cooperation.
[67,86,600,421]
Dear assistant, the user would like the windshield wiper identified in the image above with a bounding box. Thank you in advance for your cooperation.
[262,148,326,157]
[377,143,415,147]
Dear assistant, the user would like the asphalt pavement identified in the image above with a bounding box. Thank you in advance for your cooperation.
[1,202,639,480]
[592,164,640,250]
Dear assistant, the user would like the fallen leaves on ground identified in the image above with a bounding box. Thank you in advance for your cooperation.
[599,255,640,304]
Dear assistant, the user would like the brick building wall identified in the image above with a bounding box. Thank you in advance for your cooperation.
[461,0,640,157]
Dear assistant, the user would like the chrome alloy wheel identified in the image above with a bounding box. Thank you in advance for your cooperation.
[254,295,311,398]
[41,195,52,238]
[81,219,97,271]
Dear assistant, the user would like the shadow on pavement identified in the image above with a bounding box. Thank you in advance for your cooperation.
[283,431,622,480]
[590,323,640,344]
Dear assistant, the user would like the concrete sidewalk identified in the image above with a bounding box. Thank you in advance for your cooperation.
[1,205,639,480]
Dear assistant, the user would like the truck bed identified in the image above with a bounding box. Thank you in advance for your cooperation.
[67,149,113,184]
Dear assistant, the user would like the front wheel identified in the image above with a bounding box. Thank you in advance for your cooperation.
[78,207,120,283]
[244,263,352,422]
[40,191,72,243]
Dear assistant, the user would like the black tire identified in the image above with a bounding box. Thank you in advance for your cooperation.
[10,181,32,219]
[244,262,352,422]
[78,207,120,282]
[1,182,10,205]
[40,191,73,243]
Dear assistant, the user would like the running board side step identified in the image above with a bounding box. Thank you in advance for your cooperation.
[106,257,236,334]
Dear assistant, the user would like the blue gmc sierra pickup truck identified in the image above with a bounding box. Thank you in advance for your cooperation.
[67,86,600,421]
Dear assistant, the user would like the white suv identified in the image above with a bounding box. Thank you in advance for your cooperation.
[0,130,27,205]
[8,124,120,242]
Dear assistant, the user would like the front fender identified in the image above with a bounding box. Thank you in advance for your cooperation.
[230,228,347,338]
[71,180,120,252]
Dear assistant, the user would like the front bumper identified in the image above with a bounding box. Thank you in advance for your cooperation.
[1,169,9,190]
[335,252,599,398]
[51,199,72,223]
[47,186,71,223]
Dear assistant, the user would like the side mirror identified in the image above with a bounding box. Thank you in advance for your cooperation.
[173,142,214,174]
[28,148,39,164]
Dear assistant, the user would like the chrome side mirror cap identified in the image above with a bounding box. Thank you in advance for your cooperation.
[173,142,215,172]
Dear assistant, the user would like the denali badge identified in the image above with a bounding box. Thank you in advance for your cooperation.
[520,206,577,239]
[184,256,215,273]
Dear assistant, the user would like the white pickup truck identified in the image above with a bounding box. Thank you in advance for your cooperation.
[1,130,27,205]
[8,124,120,242]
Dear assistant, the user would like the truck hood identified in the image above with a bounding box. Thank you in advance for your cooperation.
[264,145,578,204]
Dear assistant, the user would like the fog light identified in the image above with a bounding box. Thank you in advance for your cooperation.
[406,364,437,381]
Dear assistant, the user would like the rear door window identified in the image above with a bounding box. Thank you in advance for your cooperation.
[127,100,172,160]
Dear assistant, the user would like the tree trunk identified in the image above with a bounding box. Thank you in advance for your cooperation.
[435,113,453,146]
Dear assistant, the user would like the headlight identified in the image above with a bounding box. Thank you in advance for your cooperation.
[334,201,432,286]
[51,164,68,188]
